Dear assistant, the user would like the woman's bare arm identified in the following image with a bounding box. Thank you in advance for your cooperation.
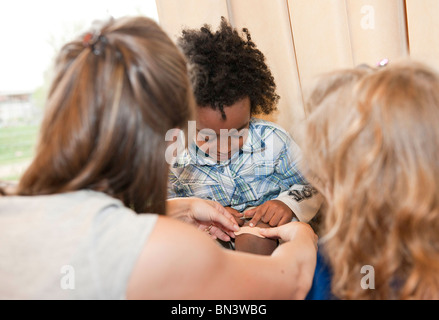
[126,216,317,300]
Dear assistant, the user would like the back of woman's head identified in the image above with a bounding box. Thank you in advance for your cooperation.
[17,16,194,214]
[304,61,439,299]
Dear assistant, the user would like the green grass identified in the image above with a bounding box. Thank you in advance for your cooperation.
[0,125,40,181]
[1,174,23,182]
[0,125,39,165]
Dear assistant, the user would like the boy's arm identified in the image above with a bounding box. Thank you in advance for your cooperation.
[271,138,323,223]
[247,132,322,226]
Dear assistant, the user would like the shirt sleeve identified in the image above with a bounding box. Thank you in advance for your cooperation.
[275,185,323,223]
[271,134,323,223]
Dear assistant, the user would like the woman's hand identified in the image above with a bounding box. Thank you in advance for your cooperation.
[259,221,318,249]
[224,206,245,226]
[166,197,240,242]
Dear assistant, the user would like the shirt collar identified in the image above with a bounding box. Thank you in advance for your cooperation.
[173,118,267,168]
[240,119,266,154]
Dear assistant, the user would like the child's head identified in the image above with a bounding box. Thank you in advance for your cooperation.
[304,61,439,299]
[178,17,279,161]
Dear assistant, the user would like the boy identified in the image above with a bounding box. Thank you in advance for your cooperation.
[168,18,321,254]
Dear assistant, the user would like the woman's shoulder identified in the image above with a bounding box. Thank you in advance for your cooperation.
[0,189,159,299]
[0,188,120,204]
[0,190,115,217]
[0,189,158,231]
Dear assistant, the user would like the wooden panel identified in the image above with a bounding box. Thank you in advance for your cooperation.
[406,0,439,71]
[155,0,415,142]
[228,0,304,142]
[346,0,408,66]
[155,0,229,41]
[288,0,353,90]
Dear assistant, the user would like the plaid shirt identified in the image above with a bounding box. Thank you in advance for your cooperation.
[168,118,320,219]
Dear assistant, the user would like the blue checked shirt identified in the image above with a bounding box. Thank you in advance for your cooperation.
[168,118,321,222]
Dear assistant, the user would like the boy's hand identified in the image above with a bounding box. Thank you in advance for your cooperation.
[225,207,245,226]
[245,200,294,227]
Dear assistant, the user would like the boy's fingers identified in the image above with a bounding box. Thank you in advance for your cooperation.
[249,206,268,227]
[242,208,255,218]
[261,207,275,224]
[278,215,291,226]
[269,212,282,227]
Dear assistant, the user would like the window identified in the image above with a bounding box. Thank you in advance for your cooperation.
[0,0,159,182]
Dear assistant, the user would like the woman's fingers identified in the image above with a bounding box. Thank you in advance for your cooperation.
[199,224,234,242]
[259,221,317,247]
[205,201,240,232]
[210,225,234,241]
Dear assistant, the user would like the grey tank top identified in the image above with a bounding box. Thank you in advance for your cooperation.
[0,190,157,299]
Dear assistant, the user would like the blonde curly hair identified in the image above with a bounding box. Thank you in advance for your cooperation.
[304,61,439,299]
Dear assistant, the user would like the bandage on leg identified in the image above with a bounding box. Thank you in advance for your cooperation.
[234,226,266,238]
[234,221,278,255]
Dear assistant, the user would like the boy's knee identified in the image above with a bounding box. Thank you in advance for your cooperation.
[234,221,278,255]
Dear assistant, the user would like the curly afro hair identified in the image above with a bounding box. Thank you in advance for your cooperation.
[178,17,280,119]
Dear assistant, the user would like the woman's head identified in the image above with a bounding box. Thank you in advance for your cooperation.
[18,16,195,214]
[304,61,439,299]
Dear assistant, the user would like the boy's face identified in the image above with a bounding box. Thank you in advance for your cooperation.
[195,96,251,162]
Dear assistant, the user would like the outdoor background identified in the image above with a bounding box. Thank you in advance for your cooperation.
[0,0,159,181]
[2,0,439,183]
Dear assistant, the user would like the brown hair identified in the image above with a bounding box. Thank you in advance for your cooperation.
[304,61,439,299]
[17,16,195,214]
